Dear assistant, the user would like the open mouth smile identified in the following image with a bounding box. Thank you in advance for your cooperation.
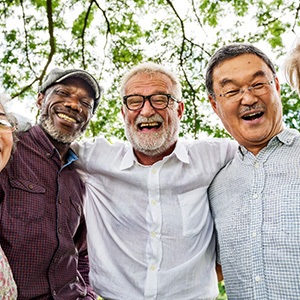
[241,111,264,121]
[138,122,161,130]
[57,113,77,123]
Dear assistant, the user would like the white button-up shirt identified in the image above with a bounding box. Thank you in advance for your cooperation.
[74,137,237,300]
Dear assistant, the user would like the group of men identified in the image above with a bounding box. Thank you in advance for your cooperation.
[0,42,299,300]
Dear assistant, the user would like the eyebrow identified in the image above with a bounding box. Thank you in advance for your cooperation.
[219,70,269,87]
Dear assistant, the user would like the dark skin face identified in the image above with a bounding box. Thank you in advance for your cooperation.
[37,77,94,162]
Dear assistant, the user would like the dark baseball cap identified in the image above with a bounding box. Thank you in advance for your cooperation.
[38,68,102,113]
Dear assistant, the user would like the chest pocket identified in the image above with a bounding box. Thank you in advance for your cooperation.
[68,198,82,235]
[8,178,46,222]
[178,186,211,237]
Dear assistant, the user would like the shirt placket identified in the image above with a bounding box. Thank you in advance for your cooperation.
[250,158,267,298]
[144,162,163,299]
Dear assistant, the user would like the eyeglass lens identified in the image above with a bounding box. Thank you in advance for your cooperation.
[126,94,169,110]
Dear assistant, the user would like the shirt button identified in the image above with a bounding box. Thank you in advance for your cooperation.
[151,232,156,238]
[255,275,261,282]
[46,153,51,158]
[151,200,157,206]
[53,290,56,296]
[151,169,157,174]
[253,194,258,199]
[254,162,260,168]
[58,198,62,204]
[150,265,157,271]
[58,228,63,234]
[28,184,34,190]
[252,232,257,238]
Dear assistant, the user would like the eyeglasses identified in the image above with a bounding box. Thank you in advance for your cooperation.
[123,93,179,111]
[0,119,16,133]
[215,80,274,102]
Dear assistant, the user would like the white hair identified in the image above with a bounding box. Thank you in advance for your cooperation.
[120,62,182,101]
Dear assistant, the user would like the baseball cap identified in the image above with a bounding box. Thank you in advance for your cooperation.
[38,68,102,113]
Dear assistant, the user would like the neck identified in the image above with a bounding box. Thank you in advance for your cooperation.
[44,131,70,165]
[245,128,284,156]
[134,143,176,166]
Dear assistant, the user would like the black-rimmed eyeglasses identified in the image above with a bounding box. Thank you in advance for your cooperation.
[123,93,179,111]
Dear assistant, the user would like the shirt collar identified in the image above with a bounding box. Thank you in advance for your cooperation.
[29,125,78,166]
[65,148,78,165]
[238,128,299,156]
[120,140,190,170]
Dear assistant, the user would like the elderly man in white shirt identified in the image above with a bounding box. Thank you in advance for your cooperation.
[74,62,237,300]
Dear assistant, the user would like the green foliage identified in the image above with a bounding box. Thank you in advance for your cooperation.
[217,281,227,300]
[281,83,300,130]
[0,0,298,142]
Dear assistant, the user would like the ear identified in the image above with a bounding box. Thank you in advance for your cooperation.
[37,93,45,109]
[274,76,281,94]
[121,105,125,119]
[177,101,184,120]
[208,94,219,115]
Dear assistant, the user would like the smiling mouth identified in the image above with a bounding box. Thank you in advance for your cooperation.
[242,112,264,121]
[138,122,161,130]
[58,113,77,123]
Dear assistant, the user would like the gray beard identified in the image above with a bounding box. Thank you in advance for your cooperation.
[39,115,82,144]
[124,111,180,157]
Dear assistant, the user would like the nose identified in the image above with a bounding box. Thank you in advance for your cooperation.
[240,88,259,106]
[139,99,155,117]
[64,99,83,113]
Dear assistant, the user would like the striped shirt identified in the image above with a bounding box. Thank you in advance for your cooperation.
[209,128,300,299]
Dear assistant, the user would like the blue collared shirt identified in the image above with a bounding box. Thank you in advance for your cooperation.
[209,128,300,299]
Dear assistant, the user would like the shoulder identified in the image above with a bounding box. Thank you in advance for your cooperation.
[73,137,130,171]
[74,137,128,156]
[185,138,238,156]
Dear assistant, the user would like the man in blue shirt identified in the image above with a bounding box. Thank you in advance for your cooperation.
[206,43,300,299]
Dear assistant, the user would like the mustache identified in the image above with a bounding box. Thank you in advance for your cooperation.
[239,103,265,114]
[134,114,164,125]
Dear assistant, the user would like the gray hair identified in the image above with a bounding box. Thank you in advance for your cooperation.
[0,94,18,151]
[205,44,277,96]
[120,62,182,101]
[283,40,300,95]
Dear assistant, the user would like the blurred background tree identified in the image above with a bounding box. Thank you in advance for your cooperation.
[1,0,299,141]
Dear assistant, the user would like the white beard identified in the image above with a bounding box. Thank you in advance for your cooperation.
[39,115,82,144]
[124,109,180,157]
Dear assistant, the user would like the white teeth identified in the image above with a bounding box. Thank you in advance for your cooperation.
[140,122,159,128]
[58,113,76,123]
[246,113,258,117]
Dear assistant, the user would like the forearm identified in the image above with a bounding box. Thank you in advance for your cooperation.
[216,263,223,282]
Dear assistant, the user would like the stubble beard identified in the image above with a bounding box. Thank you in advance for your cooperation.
[39,115,82,144]
[124,110,180,157]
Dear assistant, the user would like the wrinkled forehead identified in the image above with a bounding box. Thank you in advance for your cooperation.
[213,54,273,86]
[60,77,94,94]
[125,72,174,94]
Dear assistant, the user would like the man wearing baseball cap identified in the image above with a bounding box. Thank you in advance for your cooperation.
[0,68,102,299]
